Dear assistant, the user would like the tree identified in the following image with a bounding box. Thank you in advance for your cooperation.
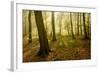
[28,10,32,43]
[87,13,91,38]
[65,20,70,36]
[79,13,83,36]
[44,12,48,32]
[66,23,70,35]
[58,13,63,36]
[34,11,50,57]
[22,10,27,37]
[83,13,88,39]
[70,12,75,39]
[52,12,56,41]
[77,13,79,35]
[65,13,70,36]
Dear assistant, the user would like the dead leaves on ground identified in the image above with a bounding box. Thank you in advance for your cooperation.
[23,37,91,62]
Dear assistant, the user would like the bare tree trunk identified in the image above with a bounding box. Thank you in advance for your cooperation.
[87,13,91,38]
[44,12,48,32]
[59,23,62,36]
[77,13,79,35]
[67,23,70,36]
[58,13,63,36]
[28,10,32,43]
[34,11,50,57]
[52,12,56,41]
[66,14,70,36]
[83,13,88,39]
[79,13,82,36]
[70,12,75,39]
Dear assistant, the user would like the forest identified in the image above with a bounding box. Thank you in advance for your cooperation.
[22,10,91,62]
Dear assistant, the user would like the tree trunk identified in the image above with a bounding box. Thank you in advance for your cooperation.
[83,13,88,39]
[79,13,82,36]
[70,12,75,39]
[67,23,70,36]
[59,23,62,36]
[58,14,63,36]
[87,13,91,38]
[77,13,79,35]
[66,14,70,36]
[52,12,56,41]
[34,11,50,57]
[28,10,32,43]
[44,12,48,32]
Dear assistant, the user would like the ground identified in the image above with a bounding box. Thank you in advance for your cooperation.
[23,36,91,62]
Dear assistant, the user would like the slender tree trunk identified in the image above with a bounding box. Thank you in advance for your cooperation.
[52,12,56,41]
[87,13,91,38]
[59,23,62,36]
[58,14,62,36]
[77,13,79,35]
[28,10,32,43]
[34,11,50,57]
[89,14,91,39]
[80,13,82,36]
[23,11,27,37]
[87,14,89,36]
[83,13,88,39]
[66,14,70,36]
[70,12,75,39]
[25,16,27,36]
[44,12,48,32]
[67,24,70,35]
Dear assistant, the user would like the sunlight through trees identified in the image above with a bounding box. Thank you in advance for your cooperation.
[22,10,91,62]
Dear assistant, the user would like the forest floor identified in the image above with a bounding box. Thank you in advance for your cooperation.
[23,36,91,62]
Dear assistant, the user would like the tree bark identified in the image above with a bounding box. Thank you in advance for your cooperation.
[58,14,63,36]
[77,13,79,35]
[28,10,32,43]
[87,13,91,38]
[79,13,82,36]
[70,12,75,39]
[67,23,70,35]
[34,11,50,57]
[52,12,56,41]
[44,12,48,32]
[83,13,88,39]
